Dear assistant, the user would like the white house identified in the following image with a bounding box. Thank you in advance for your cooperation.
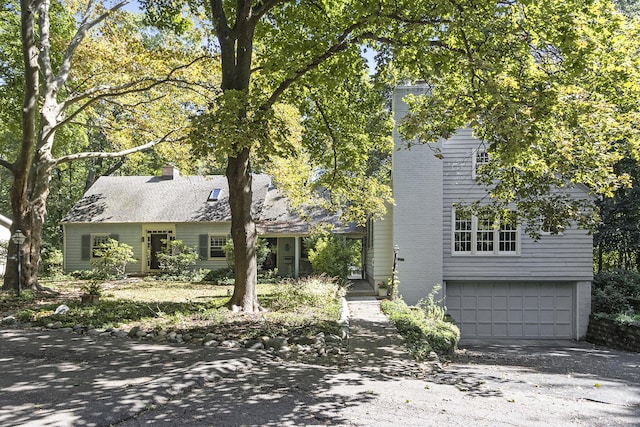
[366,84,593,340]
[0,214,11,276]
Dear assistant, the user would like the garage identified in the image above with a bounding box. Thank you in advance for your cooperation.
[445,281,574,339]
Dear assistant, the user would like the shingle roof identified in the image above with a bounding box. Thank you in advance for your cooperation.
[61,174,362,235]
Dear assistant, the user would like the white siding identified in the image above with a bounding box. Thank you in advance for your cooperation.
[441,129,594,282]
[392,85,444,304]
[367,208,393,287]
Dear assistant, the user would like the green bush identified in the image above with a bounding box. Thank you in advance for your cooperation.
[381,298,459,358]
[223,238,271,272]
[202,267,235,284]
[91,239,137,279]
[593,269,640,314]
[268,275,343,313]
[41,245,65,278]
[306,235,360,283]
[157,239,199,279]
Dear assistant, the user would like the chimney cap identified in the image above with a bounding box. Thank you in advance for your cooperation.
[161,164,179,179]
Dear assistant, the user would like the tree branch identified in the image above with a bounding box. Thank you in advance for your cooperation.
[54,130,184,165]
[54,0,129,91]
[0,158,13,171]
[262,18,371,110]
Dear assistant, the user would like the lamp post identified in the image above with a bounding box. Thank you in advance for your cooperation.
[392,245,399,298]
[11,229,26,297]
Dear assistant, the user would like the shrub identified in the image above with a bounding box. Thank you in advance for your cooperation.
[202,267,235,285]
[41,245,65,278]
[269,275,343,312]
[223,238,271,272]
[91,239,137,279]
[592,269,640,314]
[157,239,199,279]
[381,298,460,358]
[306,235,360,283]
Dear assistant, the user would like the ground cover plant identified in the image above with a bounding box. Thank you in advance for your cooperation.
[381,296,459,359]
[0,276,343,343]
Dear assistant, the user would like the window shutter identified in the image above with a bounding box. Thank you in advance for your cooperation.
[81,235,91,260]
[199,234,209,259]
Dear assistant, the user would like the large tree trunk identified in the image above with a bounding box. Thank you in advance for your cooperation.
[211,0,261,311]
[226,148,261,311]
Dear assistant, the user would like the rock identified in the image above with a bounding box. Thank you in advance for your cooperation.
[266,336,288,350]
[113,330,129,338]
[135,330,147,338]
[191,339,203,345]
[60,327,73,333]
[221,340,239,348]
[87,328,101,336]
[182,333,193,342]
[204,333,217,342]
[128,326,141,338]
[244,339,265,350]
[325,334,343,343]
[1,316,17,326]
[168,332,177,341]
[53,305,69,315]
[292,336,315,346]
[203,340,219,347]
[50,321,63,329]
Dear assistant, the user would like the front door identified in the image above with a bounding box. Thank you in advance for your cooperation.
[149,233,168,270]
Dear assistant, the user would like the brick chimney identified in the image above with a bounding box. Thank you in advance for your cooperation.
[161,164,180,180]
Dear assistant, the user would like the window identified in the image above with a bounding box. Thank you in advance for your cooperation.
[453,210,472,253]
[209,235,227,258]
[208,188,222,201]
[452,209,519,255]
[91,234,111,258]
[472,148,490,178]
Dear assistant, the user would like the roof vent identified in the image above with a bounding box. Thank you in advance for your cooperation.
[161,164,179,180]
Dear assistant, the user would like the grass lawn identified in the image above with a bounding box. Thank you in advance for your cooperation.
[1,277,343,343]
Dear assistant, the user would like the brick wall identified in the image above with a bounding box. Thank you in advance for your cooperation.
[586,315,640,352]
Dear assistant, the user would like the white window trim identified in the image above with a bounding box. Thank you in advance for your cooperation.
[91,233,111,259]
[208,234,228,259]
[472,147,490,179]
[451,208,520,256]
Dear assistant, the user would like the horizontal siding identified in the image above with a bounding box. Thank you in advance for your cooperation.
[64,223,142,272]
[175,223,230,271]
[367,210,393,286]
[441,130,593,282]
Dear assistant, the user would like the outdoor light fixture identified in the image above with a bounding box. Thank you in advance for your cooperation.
[11,229,26,297]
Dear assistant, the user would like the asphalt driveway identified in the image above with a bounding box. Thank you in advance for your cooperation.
[1,319,639,426]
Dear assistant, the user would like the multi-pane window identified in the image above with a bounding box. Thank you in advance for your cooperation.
[452,209,519,255]
[91,234,111,258]
[209,235,227,258]
[476,215,494,253]
[473,149,490,178]
[499,218,518,252]
[453,211,472,252]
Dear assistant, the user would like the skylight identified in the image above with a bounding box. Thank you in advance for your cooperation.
[208,188,221,201]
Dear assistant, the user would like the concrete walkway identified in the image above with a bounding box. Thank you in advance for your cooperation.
[346,296,426,377]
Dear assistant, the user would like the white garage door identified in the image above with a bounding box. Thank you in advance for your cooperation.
[446,282,574,339]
